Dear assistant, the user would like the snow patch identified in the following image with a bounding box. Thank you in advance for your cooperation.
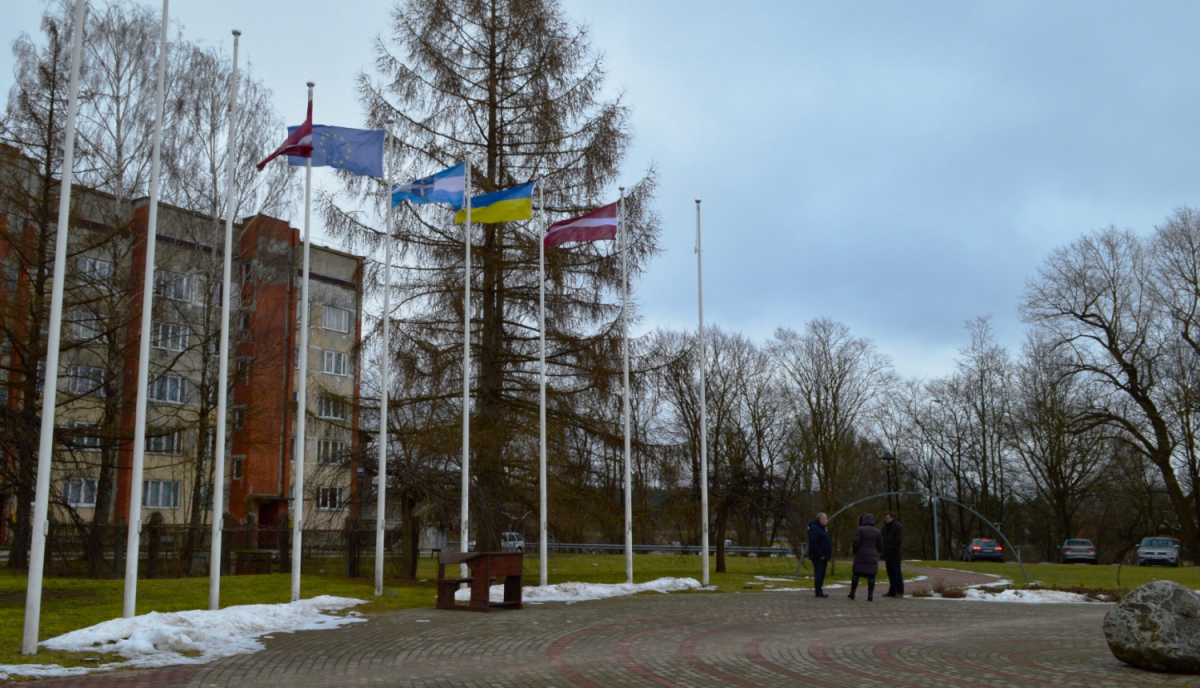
[454,577,703,603]
[0,596,366,680]
[921,588,1101,604]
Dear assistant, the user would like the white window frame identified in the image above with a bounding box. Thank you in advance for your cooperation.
[64,476,98,508]
[322,306,351,333]
[231,455,245,481]
[322,350,348,376]
[317,394,346,420]
[317,440,346,464]
[151,322,188,352]
[78,256,114,284]
[145,430,183,455]
[69,365,106,397]
[149,375,187,404]
[154,269,192,302]
[316,485,345,511]
[66,420,101,450]
[142,479,181,509]
[71,310,102,340]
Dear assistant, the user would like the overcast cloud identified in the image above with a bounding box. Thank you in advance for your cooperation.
[4,0,1200,378]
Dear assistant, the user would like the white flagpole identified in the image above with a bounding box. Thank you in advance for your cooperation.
[620,187,632,585]
[538,181,548,586]
[461,159,472,566]
[292,82,315,603]
[209,28,240,611]
[22,0,87,655]
[123,0,170,620]
[375,119,395,597]
[696,199,709,587]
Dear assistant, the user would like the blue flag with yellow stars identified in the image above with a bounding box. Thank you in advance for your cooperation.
[287,125,385,178]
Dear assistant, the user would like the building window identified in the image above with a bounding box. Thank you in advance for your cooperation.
[151,322,188,352]
[69,365,106,397]
[232,407,246,429]
[149,375,187,404]
[35,359,45,394]
[2,259,17,293]
[143,480,180,509]
[78,256,114,283]
[154,269,191,302]
[238,311,251,331]
[64,477,98,508]
[322,306,351,333]
[71,311,102,340]
[322,350,348,376]
[146,430,182,455]
[317,394,346,420]
[231,456,244,480]
[66,420,101,450]
[317,440,346,463]
[316,486,345,511]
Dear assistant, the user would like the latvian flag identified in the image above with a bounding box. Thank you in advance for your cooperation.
[544,201,619,248]
[256,100,314,171]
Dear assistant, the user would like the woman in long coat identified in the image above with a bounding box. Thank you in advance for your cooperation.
[849,513,884,601]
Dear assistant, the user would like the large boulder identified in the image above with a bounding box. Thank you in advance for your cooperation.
[1104,580,1200,674]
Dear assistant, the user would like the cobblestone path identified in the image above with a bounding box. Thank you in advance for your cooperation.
[22,566,1199,687]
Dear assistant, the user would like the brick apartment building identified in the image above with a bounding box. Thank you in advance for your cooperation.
[0,160,364,544]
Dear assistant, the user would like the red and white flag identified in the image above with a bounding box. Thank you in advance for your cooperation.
[544,201,618,248]
[256,99,314,171]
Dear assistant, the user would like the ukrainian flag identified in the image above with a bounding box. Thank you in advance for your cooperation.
[455,183,534,224]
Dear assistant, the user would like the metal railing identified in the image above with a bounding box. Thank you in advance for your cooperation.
[447,542,801,557]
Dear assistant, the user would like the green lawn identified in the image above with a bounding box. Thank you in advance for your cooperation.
[911,559,1200,590]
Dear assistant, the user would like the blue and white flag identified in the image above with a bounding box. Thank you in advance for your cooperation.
[391,163,466,210]
[286,125,385,178]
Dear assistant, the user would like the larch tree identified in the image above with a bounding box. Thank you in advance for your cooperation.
[323,0,660,551]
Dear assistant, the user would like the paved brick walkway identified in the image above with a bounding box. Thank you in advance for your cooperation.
[20,565,1200,687]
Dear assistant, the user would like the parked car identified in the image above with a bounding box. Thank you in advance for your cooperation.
[1137,537,1180,567]
[1059,539,1098,564]
[501,532,525,553]
[961,538,1004,562]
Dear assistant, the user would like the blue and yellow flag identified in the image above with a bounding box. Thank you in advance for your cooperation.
[455,183,534,224]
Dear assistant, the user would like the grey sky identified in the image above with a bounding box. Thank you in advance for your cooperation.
[5,0,1200,379]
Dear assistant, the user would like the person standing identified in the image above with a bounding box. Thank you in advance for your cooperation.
[848,513,884,601]
[807,513,832,598]
[881,511,905,598]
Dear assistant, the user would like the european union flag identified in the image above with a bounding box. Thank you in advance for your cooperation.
[287,125,385,178]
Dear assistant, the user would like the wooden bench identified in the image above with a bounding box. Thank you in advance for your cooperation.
[436,551,523,612]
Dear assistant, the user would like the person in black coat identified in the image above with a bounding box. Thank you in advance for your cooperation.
[807,513,832,598]
[849,513,884,601]
[881,511,905,597]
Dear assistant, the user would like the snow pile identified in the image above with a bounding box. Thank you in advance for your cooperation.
[0,596,366,680]
[454,577,703,603]
[924,588,1100,604]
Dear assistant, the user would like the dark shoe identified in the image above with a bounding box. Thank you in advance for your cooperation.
[894,593,904,598]
[847,593,855,600]
[882,593,895,597]
[815,593,829,598]
[867,594,874,601]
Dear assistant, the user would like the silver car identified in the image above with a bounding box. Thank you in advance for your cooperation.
[500,532,525,553]
[1059,539,1097,564]
[1136,537,1180,567]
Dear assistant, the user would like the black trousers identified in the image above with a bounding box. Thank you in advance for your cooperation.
[885,559,904,596]
[849,574,875,596]
[812,559,827,594]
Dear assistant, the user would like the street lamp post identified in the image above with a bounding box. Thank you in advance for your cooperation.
[880,451,897,511]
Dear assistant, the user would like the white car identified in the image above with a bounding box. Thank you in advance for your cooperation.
[1136,537,1180,567]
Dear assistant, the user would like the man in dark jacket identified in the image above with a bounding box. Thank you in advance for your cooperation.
[881,511,904,597]
[807,513,832,598]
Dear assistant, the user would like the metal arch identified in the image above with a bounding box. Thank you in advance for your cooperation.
[827,491,1029,587]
